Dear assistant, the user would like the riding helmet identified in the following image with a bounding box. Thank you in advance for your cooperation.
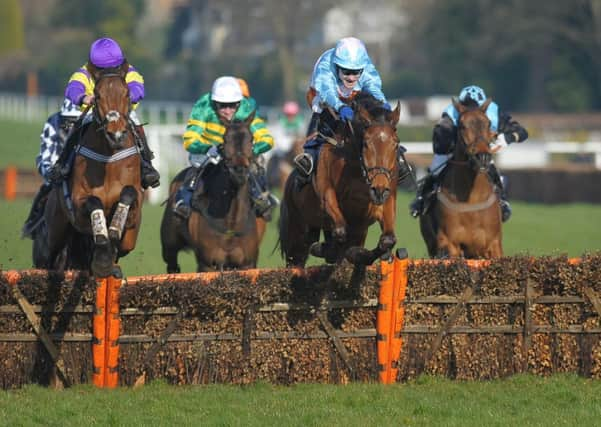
[211,76,243,103]
[459,85,486,106]
[89,37,125,69]
[332,37,369,71]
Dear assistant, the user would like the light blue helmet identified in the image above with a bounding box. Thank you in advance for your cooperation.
[332,37,369,70]
[458,85,487,106]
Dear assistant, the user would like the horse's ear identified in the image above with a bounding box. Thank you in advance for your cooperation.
[357,104,373,126]
[119,60,129,78]
[388,101,401,126]
[245,109,256,126]
[480,97,492,112]
[452,97,466,114]
[87,62,102,82]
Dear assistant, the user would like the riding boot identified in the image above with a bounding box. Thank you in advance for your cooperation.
[134,125,161,189]
[488,164,511,222]
[173,168,199,219]
[293,140,321,190]
[409,173,435,218]
[397,144,413,182]
[22,183,52,238]
[249,165,278,221]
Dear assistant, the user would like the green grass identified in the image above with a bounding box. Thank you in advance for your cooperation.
[2,194,601,275]
[1,374,600,426]
[0,119,40,169]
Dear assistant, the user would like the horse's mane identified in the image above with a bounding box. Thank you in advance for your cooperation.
[351,91,389,122]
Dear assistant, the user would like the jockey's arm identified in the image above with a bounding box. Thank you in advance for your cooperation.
[359,63,387,104]
[498,112,528,144]
[183,96,219,154]
[250,116,274,156]
[125,65,144,106]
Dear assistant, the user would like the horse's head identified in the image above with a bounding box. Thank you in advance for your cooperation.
[221,110,255,187]
[452,97,497,172]
[354,100,401,205]
[91,62,131,150]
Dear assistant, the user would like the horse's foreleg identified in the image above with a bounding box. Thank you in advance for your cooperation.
[322,188,346,242]
[108,186,137,242]
[85,196,114,277]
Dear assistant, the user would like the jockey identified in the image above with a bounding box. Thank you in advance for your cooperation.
[173,76,277,220]
[280,101,304,139]
[47,37,160,189]
[409,85,529,222]
[293,36,411,186]
[22,99,81,237]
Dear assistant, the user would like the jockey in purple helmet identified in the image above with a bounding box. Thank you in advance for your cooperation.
[409,84,529,222]
[292,36,411,188]
[47,37,160,190]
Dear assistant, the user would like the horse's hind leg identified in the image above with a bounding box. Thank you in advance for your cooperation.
[160,204,185,274]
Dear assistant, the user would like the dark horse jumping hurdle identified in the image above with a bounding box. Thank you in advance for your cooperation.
[33,63,143,277]
[279,92,402,267]
[420,98,503,258]
[160,112,266,273]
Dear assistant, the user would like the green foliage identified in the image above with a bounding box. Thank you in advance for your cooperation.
[0,0,24,54]
[547,55,593,112]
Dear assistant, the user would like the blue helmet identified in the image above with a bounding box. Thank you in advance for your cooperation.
[332,37,369,70]
[459,85,487,106]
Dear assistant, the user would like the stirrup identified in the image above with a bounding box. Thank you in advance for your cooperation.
[500,200,512,222]
[173,200,191,219]
[294,153,313,176]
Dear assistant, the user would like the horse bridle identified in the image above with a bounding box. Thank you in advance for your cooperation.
[356,122,398,186]
[92,72,133,143]
[454,120,496,173]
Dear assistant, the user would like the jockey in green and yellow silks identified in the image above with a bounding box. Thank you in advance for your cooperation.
[173,76,277,220]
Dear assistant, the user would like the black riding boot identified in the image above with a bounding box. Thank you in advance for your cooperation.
[22,183,52,238]
[133,125,160,189]
[488,164,511,222]
[173,167,202,219]
[249,164,278,221]
[397,145,413,182]
[409,173,435,218]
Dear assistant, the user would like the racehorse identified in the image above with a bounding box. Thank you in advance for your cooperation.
[419,98,503,258]
[279,92,401,267]
[160,112,265,272]
[33,62,143,277]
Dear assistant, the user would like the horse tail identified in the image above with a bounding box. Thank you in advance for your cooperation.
[277,171,295,260]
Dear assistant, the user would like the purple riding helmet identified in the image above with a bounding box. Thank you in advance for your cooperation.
[89,37,125,68]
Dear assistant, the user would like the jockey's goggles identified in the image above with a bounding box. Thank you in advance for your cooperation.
[215,101,241,110]
[338,67,363,76]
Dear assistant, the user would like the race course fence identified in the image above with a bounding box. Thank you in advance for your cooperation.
[1,254,601,389]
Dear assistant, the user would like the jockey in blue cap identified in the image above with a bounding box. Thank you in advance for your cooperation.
[409,85,529,222]
[293,36,411,187]
[47,37,160,190]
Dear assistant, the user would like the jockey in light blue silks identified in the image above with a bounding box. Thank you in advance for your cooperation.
[409,85,529,222]
[293,36,411,187]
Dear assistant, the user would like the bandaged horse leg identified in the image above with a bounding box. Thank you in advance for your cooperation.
[86,196,115,277]
[108,186,138,242]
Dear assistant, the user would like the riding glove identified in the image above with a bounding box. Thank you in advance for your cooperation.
[489,133,508,153]
[339,106,354,121]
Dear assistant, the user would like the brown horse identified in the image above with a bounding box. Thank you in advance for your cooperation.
[33,63,143,277]
[420,98,503,258]
[279,92,401,267]
[160,113,265,272]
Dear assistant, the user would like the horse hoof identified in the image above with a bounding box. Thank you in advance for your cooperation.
[395,247,409,260]
[310,242,326,258]
[333,227,346,243]
[345,246,371,265]
[378,234,396,252]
